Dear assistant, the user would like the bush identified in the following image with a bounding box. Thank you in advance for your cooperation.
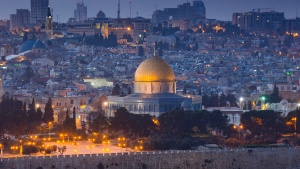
[292,137,300,146]
[51,145,57,152]
[23,145,39,155]
[45,149,51,154]
[223,138,241,147]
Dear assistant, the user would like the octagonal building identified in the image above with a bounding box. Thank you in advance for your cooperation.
[106,55,202,117]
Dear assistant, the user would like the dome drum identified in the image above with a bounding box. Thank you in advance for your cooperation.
[134,81,176,94]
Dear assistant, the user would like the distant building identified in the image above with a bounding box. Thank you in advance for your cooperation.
[74,1,87,22]
[0,20,10,31]
[152,0,206,25]
[285,17,300,32]
[30,0,49,24]
[10,9,30,30]
[96,10,106,18]
[46,7,53,39]
[232,9,285,31]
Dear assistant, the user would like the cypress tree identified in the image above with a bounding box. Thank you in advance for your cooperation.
[43,98,54,123]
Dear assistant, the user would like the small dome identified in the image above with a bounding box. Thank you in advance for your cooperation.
[19,40,35,53]
[33,40,46,49]
[280,100,289,105]
[181,101,193,111]
[135,56,175,82]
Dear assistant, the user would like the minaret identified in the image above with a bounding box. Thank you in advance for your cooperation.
[46,6,53,39]
[130,0,132,18]
[118,0,120,19]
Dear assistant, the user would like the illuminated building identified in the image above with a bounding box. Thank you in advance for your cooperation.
[106,55,202,117]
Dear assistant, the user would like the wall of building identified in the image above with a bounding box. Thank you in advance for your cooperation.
[2,148,300,169]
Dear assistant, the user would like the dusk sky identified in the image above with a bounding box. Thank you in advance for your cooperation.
[0,0,299,22]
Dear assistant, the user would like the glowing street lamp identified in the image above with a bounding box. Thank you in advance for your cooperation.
[233,124,243,141]
[0,143,3,158]
[292,117,297,134]
[48,122,52,141]
[239,97,244,109]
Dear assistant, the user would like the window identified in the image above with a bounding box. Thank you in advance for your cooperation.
[129,105,132,111]
[149,105,153,112]
[134,105,138,111]
[70,100,74,104]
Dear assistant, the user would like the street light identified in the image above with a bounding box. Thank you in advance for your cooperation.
[239,97,244,109]
[48,122,52,141]
[19,140,23,155]
[73,137,79,154]
[261,96,266,110]
[292,117,297,134]
[233,124,243,141]
[0,143,3,158]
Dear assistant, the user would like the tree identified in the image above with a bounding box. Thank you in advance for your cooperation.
[268,84,281,103]
[62,109,76,137]
[241,110,285,135]
[36,107,43,123]
[138,46,144,56]
[27,98,36,122]
[43,98,54,123]
[209,110,228,132]
[112,84,121,95]
[90,111,108,135]
[122,33,133,42]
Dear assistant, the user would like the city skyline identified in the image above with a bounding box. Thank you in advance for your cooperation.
[0,0,299,22]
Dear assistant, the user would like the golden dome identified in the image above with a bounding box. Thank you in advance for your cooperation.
[135,56,175,82]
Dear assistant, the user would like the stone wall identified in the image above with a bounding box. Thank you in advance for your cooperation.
[1,148,300,169]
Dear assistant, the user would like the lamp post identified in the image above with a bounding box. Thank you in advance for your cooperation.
[239,97,244,110]
[261,96,266,110]
[0,143,3,159]
[88,138,95,155]
[233,124,243,141]
[48,122,52,141]
[118,137,126,153]
[19,140,23,155]
[73,137,79,154]
[292,117,297,134]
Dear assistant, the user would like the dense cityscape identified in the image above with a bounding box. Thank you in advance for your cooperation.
[0,0,300,168]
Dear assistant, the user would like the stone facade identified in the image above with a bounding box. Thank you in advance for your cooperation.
[1,148,300,169]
